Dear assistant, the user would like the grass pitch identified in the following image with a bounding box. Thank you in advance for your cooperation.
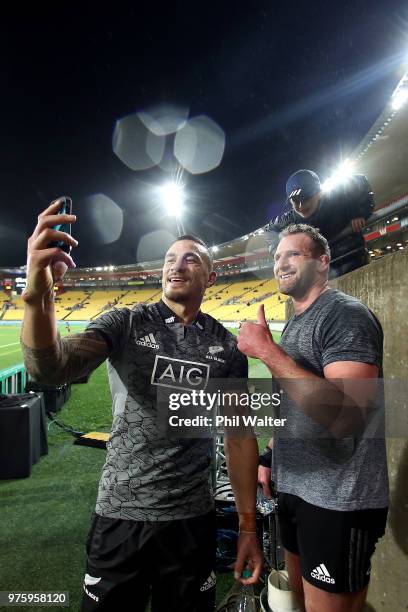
[0,322,278,610]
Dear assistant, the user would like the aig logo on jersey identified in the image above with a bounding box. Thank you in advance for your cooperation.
[151,355,210,391]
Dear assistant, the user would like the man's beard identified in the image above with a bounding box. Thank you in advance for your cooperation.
[278,270,315,298]
[165,290,188,303]
[163,284,190,303]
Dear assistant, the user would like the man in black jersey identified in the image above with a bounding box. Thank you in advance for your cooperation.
[21,198,262,612]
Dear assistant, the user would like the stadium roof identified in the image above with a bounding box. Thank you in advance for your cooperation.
[353,72,408,209]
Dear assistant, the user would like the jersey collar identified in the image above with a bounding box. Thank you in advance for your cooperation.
[156,299,206,330]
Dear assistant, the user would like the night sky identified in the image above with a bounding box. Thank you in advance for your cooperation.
[0,2,407,267]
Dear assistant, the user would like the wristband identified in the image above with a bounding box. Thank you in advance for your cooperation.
[238,512,256,533]
[259,447,272,468]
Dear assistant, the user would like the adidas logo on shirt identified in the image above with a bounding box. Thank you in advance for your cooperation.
[200,570,217,592]
[311,563,335,584]
[136,333,160,349]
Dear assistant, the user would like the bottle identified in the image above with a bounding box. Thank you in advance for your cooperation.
[235,569,256,612]
[256,484,278,516]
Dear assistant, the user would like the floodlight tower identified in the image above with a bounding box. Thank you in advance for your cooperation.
[160,182,186,235]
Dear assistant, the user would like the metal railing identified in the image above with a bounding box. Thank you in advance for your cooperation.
[0,363,27,394]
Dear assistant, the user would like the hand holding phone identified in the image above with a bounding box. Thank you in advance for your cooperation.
[49,196,73,253]
[24,198,77,303]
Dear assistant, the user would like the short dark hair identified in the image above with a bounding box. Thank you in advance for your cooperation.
[173,234,214,269]
[279,224,331,260]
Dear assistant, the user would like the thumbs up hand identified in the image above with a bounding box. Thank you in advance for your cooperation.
[257,304,268,328]
[237,304,275,360]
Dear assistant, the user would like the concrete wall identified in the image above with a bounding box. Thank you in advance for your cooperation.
[331,251,408,612]
[286,250,408,611]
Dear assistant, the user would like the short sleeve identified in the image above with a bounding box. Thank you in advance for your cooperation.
[321,301,382,369]
[86,308,130,356]
[227,346,249,379]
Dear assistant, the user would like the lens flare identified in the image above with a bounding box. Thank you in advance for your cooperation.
[174,115,225,174]
[113,113,165,170]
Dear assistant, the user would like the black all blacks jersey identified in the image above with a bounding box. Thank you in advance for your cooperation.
[86,300,248,521]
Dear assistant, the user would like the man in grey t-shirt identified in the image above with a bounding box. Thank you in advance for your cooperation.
[238,224,388,612]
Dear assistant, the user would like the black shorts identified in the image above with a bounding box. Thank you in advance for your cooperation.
[81,511,216,612]
[277,493,388,594]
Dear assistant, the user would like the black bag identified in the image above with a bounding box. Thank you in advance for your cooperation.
[0,392,48,478]
[25,381,71,414]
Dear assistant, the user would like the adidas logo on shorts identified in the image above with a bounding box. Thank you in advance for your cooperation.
[136,333,160,349]
[200,570,216,591]
[311,563,335,584]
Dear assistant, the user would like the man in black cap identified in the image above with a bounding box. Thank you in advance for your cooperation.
[265,169,374,277]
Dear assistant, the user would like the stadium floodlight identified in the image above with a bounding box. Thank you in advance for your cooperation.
[212,245,219,253]
[321,179,331,192]
[321,159,355,192]
[391,87,408,111]
[321,175,341,192]
[336,159,354,181]
[159,181,186,235]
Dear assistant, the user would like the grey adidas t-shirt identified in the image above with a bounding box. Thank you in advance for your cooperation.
[274,289,389,511]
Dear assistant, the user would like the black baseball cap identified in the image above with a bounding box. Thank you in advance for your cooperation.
[286,169,321,201]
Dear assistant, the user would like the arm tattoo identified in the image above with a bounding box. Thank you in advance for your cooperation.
[21,330,110,385]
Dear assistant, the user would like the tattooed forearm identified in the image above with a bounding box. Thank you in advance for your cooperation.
[21,330,110,385]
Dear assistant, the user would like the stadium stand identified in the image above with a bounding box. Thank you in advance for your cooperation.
[1,280,288,323]
[2,295,25,321]
[204,279,288,321]
[54,290,91,320]
[201,283,233,314]
[63,290,126,321]
[59,287,163,321]
[114,288,162,309]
